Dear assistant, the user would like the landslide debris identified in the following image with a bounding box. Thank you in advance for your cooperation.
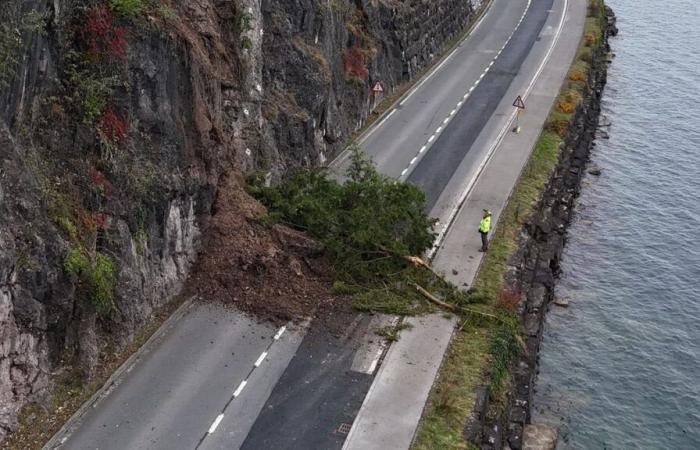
[186,175,335,322]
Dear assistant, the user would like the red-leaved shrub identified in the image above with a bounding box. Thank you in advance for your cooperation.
[495,286,521,313]
[84,7,127,60]
[97,105,128,144]
[88,167,113,198]
[343,43,368,79]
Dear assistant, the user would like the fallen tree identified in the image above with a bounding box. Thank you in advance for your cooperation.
[247,145,487,314]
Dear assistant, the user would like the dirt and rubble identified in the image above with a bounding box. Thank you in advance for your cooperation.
[186,175,344,324]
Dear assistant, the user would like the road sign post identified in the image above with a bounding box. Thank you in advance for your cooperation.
[512,95,525,133]
[371,81,385,110]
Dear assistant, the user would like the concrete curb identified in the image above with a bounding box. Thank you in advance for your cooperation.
[43,297,196,449]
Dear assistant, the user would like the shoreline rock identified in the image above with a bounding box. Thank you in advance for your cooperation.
[465,5,617,449]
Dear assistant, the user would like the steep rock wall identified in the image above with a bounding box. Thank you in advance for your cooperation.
[0,0,478,440]
[261,0,480,167]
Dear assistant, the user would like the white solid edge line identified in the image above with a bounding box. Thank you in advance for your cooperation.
[208,414,224,434]
[274,326,286,340]
[428,0,571,259]
[357,109,396,145]
[254,351,268,368]
[233,380,247,398]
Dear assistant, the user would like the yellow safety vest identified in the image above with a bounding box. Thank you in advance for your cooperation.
[479,217,491,233]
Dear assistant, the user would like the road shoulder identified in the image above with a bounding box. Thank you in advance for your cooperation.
[342,0,586,447]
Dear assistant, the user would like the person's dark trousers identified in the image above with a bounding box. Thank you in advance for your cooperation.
[480,231,489,251]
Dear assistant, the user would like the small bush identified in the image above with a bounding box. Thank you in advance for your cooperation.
[83,89,107,123]
[57,216,79,241]
[97,105,129,144]
[84,6,127,60]
[495,286,521,313]
[555,89,583,114]
[65,248,117,313]
[584,31,596,47]
[88,167,112,199]
[568,62,588,82]
[110,0,144,18]
[342,43,368,79]
[546,118,570,136]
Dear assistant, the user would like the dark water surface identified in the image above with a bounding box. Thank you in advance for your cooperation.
[531,0,700,448]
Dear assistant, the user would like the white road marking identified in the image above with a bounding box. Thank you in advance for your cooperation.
[428,0,570,260]
[450,109,457,116]
[366,347,385,375]
[419,145,427,153]
[401,168,408,176]
[469,86,476,93]
[254,351,268,368]
[274,326,286,340]
[443,117,450,124]
[233,380,247,398]
[436,126,443,133]
[357,109,396,145]
[410,157,417,165]
[208,414,224,433]
[428,135,435,143]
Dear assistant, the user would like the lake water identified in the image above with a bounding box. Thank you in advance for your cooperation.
[531,0,700,448]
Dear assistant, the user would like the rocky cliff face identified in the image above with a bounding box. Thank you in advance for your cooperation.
[0,0,477,440]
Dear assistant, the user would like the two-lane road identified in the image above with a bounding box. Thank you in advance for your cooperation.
[46,0,573,448]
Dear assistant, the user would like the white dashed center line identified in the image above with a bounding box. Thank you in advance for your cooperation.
[208,414,224,434]
[195,324,289,449]
[397,0,533,181]
[254,351,268,368]
[233,380,247,398]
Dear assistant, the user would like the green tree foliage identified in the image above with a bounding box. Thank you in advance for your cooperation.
[249,146,480,314]
[110,0,144,18]
[249,145,436,283]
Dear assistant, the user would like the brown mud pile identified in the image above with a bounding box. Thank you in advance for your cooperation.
[186,176,336,323]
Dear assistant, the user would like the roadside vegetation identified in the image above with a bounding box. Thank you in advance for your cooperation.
[413,0,607,447]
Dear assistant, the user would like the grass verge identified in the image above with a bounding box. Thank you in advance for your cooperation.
[412,0,607,447]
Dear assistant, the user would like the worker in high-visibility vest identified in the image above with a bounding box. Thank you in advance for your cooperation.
[478,209,492,252]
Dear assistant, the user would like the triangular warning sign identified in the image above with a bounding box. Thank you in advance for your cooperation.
[513,95,525,109]
[372,81,384,93]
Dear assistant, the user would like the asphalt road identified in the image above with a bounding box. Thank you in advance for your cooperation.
[408,0,555,210]
[48,0,566,448]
